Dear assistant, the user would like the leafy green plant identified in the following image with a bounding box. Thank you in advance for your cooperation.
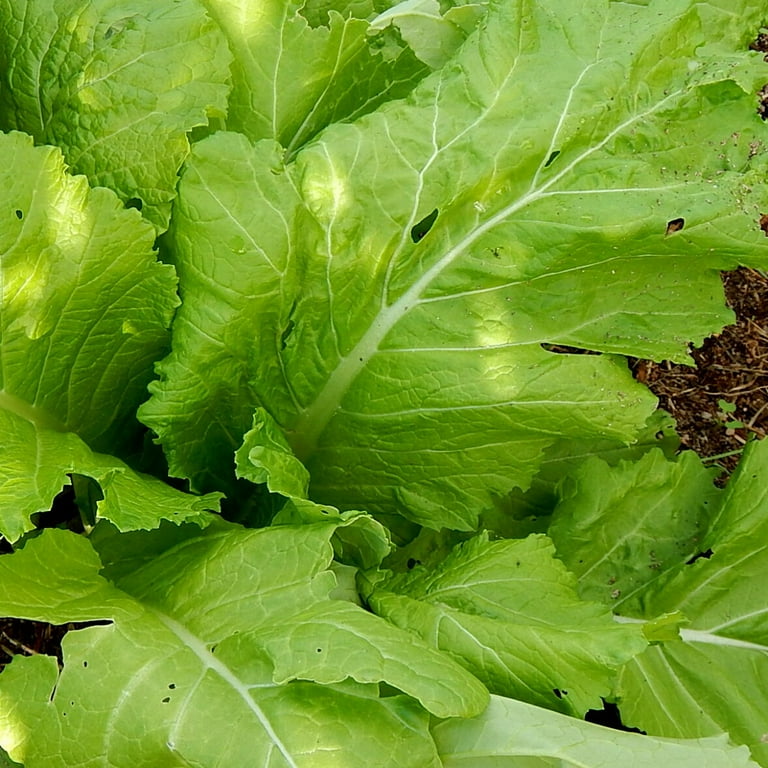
[0,0,767,765]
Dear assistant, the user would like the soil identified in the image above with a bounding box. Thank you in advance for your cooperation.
[632,267,768,479]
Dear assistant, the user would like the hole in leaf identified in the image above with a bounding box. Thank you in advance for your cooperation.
[406,558,421,569]
[665,217,685,235]
[685,548,713,565]
[552,688,568,699]
[759,85,768,121]
[410,208,438,243]
[125,197,143,211]
[14,209,22,220]
[750,30,768,53]
[540,343,601,356]
[0,619,109,673]
[280,320,295,350]
[544,150,560,168]
[162,696,171,704]
[585,700,646,734]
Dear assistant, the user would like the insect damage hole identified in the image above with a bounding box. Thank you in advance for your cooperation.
[544,150,560,168]
[665,217,685,236]
[685,548,713,565]
[410,208,438,243]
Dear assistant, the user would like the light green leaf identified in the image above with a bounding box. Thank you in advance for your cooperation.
[0,0,231,229]
[364,533,646,715]
[487,409,681,536]
[235,406,393,569]
[204,0,429,156]
[235,407,311,498]
[432,694,759,767]
[0,408,219,542]
[0,131,177,456]
[370,0,485,69]
[141,0,768,531]
[301,0,383,25]
[0,525,487,767]
[275,503,394,569]
[0,745,22,768]
[551,438,768,765]
[140,134,302,495]
[549,448,721,610]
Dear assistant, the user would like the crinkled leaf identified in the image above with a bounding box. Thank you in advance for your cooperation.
[139,135,301,495]
[203,0,430,156]
[236,407,393,569]
[235,407,311,498]
[549,448,721,610]
[0,408,220,542]
[141,0,768,531]
[0,0,231,229]
[364,533,646,715]
[487,409,681,536]
[433,694,759,767]
[301,0,383,25]
[0,131,177,455]
[0,524,487,767]
[552,438,768,765]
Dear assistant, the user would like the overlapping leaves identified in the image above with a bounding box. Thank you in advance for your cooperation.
[141,0,768,531]
[0,0,231,229]
[550,440,768,766]
[0,522,487,767]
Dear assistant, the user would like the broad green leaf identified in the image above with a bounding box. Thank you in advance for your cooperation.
[364,533,646,715]
[0,525,487,767]
[432,694,759,767]
[0,408,220,542]
[551,439,768,766]
[139,135,302,495]
[141,0,768,531]
[203,0,430,157]
[0,131,177,456]
[549,448,721,610]
[0,0,231,229]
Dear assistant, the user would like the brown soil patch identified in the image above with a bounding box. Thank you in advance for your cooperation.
[632,267,768,478]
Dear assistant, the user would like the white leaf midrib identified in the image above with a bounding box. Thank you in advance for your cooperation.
[289,72,683,460]
[155,611,298,768]
[614,615,768,654]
